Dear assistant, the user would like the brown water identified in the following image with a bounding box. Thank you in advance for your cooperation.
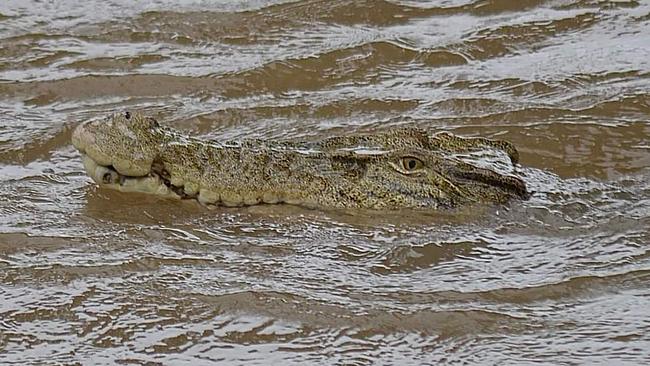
[1,0,649,364]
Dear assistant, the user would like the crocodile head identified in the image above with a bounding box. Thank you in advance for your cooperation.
[72,111,529,209]
[72,111,175,197]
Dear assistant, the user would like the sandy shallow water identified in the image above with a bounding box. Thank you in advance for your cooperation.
[1,0,649,364]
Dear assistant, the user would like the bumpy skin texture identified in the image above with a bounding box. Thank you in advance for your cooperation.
[72,111,529,209]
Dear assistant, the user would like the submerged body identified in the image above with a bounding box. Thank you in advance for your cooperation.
[72,112,529,209]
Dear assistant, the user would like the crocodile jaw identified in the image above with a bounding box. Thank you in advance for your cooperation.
[80,154,180,199]
[78,152,310,207]
[72,117,182,199]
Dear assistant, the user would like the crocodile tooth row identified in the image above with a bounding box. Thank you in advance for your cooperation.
[81,154,292,207]
[82,154,179,198]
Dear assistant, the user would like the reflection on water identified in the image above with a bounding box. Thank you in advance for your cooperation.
[1,0,649,364]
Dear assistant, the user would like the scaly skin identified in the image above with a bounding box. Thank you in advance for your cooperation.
[71,111,529,209]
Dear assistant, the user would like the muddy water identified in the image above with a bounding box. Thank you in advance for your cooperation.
[1,0,649,364]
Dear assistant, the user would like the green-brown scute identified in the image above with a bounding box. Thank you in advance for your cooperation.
[71,111,529,209]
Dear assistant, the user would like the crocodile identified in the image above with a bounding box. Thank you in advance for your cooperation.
[71,111,529,209]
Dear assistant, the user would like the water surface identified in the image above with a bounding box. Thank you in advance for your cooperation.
[1,0,649,364]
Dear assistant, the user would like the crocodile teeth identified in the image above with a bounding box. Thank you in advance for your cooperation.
[80,154,180,199]
[198,190,219,205]
[81,154,294,207]
[261,192,280,204]
[83,154,117,185]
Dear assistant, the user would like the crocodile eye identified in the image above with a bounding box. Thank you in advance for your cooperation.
[124,111,131,120]
[401,157,424,172]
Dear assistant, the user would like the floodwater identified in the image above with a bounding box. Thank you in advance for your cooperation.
[1,0,649,364]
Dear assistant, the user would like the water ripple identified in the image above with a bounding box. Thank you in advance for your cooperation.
[1,0,650,364]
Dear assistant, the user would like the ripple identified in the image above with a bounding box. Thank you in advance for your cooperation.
[371,239,491,274]
[1,0,650,364]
